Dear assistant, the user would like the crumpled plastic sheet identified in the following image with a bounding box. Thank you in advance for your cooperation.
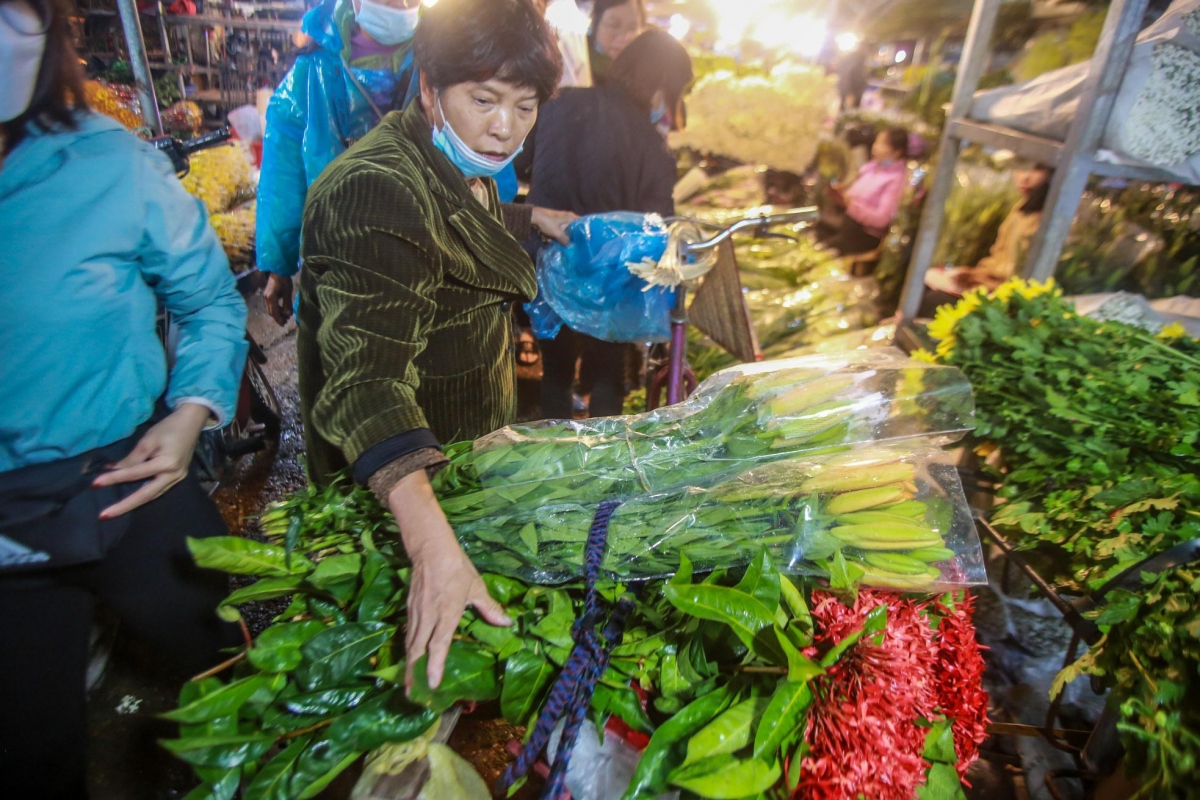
[526,212,676,343]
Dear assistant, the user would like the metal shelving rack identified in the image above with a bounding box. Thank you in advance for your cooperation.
[897,0,1192,318]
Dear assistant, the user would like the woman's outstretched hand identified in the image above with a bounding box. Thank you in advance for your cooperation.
[387,469,512,694]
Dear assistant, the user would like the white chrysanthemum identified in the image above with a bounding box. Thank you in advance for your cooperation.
[1122,43,1200,166]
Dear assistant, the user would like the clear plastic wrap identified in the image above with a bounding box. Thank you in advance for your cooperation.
[525,212,676,343]
[453,442,985,591]
[746,276,882,357]
[435,349,974,524]
[435,349,983,589]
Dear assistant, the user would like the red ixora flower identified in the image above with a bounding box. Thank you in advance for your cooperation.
[933,592,990,777]
[795,590,990,800]
[797,590,940,800]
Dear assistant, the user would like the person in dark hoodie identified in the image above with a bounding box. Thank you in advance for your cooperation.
[526,29,693,419]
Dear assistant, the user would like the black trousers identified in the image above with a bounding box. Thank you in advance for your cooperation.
[540,326,628,419]
[0,475,238,799]
[816,214,882,256]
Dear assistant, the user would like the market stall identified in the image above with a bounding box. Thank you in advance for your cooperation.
[60,0,1200,797]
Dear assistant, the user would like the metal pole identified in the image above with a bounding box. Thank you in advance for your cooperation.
[115,0,163,134]
[1022,0,1151,281]
[155,2,187,101]
[897,0,1004,318]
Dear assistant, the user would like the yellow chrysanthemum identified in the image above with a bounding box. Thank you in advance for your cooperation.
[1015,277,1056,300]
[910,348,938,364]
[1159,322,1189,340]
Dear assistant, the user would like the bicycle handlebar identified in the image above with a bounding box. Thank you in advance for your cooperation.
[149,127,232,177]
[664,207,820,256]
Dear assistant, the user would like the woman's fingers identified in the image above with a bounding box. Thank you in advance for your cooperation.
[100,438,156,475]
[470,587,512,627]
[98,469,180,519]
[424,616,460,690]
[93,454,170,487]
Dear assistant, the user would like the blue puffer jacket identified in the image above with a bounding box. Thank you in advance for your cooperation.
[0,112,248,473]
[255,0,419,277]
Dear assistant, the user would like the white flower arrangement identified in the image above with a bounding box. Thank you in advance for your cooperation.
[670,65,838,175]
[1122,42,1200,166]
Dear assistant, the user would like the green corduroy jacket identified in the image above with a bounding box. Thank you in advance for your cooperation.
[297,101,537,486]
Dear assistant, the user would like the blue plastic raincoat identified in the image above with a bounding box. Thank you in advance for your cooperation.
[255,0,419,277]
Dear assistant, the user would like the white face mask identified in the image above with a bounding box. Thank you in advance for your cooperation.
[0,2,48,122]
[354,0,419,47]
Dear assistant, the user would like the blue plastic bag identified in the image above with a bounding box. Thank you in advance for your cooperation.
[526,212,675,343]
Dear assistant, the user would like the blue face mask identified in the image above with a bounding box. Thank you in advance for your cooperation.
[431,96,525,180]
[354,0,418,47]
[650,101,667,126]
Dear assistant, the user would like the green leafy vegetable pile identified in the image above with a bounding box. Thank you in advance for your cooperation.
[168,510,988,800]
[920,278,1200,797]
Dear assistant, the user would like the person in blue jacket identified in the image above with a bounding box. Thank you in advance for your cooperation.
[257,0,423,325]
[0,0,249,795]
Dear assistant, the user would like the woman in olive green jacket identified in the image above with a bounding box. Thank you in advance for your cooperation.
[298,0,574,694]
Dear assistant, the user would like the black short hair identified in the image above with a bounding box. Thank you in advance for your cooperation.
[588,0,645,50]
[1019,166,1054,214]
[884,126,909,159]
[2,0,88,153]
[414,0,562,104]
[607,29,693,126]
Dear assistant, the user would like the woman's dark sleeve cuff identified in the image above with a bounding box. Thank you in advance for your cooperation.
[353,428,442,486]
[500,203,534,240]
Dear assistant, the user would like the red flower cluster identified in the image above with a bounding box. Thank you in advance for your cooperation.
[795,590,989,800]
[932,593,990,777]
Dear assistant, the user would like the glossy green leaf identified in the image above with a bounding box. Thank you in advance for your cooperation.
[187,537,314,577]
[685,696,770,764]
[307,553,361,590]
[409,642,499,713]
[734,550,781,612]
[162,676,275,724]
[592,683,654,734]
[500,649,557,725]
[295,622,394,691]
[468,618,518,653]
[663,584,781,661]
[622,686,732,800]
[752,680,814,761]
[242,735,311,800]
[669,754,781,799]
[219,577,306,611]
[248,621,328,673]
[326,689,439,752]
[779,575,812,642]
[181,768,240,800]
[283,685,372,716]
[482,573,528,605]
[288,738,361,800]
[160,734,274,769]
[917,762,968,800]
[774,626,824,684]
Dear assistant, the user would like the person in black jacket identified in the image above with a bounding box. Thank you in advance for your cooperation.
[526,29,692,419]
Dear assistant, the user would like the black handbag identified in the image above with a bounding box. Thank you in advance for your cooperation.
[0,431,145,574]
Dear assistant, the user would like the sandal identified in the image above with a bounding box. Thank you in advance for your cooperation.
[517,330,540,367]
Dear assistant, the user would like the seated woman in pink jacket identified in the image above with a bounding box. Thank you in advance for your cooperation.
[818,126,909,256]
